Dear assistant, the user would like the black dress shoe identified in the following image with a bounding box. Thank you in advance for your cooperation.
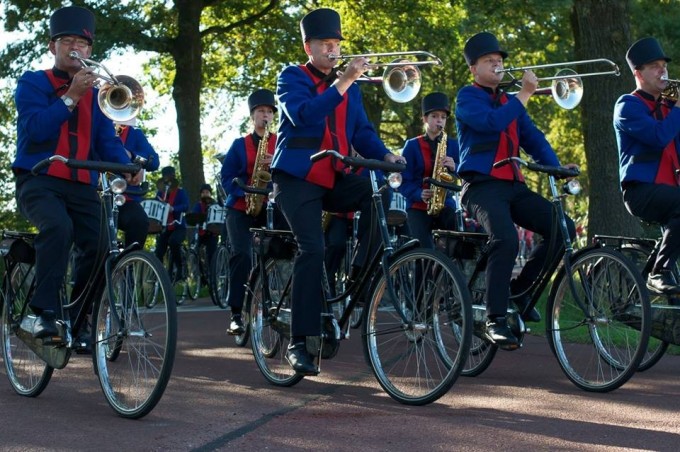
[285,342,319,376]
[484,317,519,350]
[32,310,59,339]
[646,271,680,295]
[74,326,92,355]
[226,315,245,335]
[513,296,541,323]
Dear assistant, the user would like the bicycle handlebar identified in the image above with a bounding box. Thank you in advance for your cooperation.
[310,149,406,173]
[423,177,462,192]
[493,157,580,179]
[31,155,142,177]
[233,177,271,196]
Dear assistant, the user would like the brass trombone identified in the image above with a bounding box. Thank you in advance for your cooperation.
[661,76,680,102]
[328,51,442,103]
[496,58,620,109]
[69,51,145,122]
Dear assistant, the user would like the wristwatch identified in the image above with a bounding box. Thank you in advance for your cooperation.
[61,95,75,110]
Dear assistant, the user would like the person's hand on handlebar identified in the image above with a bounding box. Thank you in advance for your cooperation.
[384,153,406,165]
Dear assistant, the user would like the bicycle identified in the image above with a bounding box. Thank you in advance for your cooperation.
[1,155,177,418]
[434,156,651,392]
[245,150,473,405]
[593,227,680,371]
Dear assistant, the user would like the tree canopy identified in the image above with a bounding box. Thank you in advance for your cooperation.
[1,0,679,237]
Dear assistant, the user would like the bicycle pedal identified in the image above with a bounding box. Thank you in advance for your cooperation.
[41,335,66,346]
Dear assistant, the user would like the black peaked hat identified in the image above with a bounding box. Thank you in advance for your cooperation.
[626,37,671,72]
[463,32,508,66]
[200,183,213,193]
[161,166,176,178]
[248,89,277,113]
[49,6,95,44]
[422,92,451,116]
[300,8,344,42]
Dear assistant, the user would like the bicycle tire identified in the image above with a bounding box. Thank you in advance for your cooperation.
[363,248,472,405]
[250,258,303,387]
[209,243,229,309]
[1,263,53,397]
[94,250,177,418]
[546,247,650,392]
[618,243,671,371]
[233,302,251,347]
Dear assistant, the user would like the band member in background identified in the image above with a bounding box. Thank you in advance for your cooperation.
[12,6,141,346]
[614,37,680,295]
[455,32,576,349]
[154,166,189,281]
[221,88,285,335]
[271,8,404,375]
[115,118,159,248]
[401,92,459,248]
[190,183,219,277]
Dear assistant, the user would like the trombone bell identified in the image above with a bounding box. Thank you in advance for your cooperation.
[550,68,583,110]
[383,59,421,103]
[98,75,145,122]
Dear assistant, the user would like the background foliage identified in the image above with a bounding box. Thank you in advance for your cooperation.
[1,0,678,239]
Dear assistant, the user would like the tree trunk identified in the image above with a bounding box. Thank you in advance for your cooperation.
[172,0,205,205]
[571,0,642,239]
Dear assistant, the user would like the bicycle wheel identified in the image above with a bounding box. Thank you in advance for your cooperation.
[166,249,186,306]
[363,248,472,405]
[209,243,229,309]
[546,247,650,392]
[94,250,177,418]
[2,263,53,397]
[250,258,303,386]
[619,243,671,371]
[185,248,201,300]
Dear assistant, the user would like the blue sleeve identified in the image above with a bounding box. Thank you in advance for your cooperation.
[191,202,202,214]
[173,189,190,214]
[277,66,345,128]
[348,87,391,161]
[400,139,424,204]
[456,86,528,133]
[614,94,680,151]
[15,71,72,143]
[220,138,247,197]
[127,127,160,171]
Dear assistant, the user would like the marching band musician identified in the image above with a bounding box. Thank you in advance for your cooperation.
[455,32,577,348]
[115,118,160,248]
[271,8,404,375]
[190,183,219,278]
[12,6,142,345]
[220,88,285,336]
[400,92,459,248]
[614,37,680,295]
[154,166,189,282]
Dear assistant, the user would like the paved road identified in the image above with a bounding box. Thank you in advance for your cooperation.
[1,297,679,451]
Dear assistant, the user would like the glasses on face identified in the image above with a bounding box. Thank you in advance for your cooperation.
[55,37,90,48]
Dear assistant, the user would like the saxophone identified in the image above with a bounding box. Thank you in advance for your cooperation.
[427,129,454,216]
[245,122,273,217]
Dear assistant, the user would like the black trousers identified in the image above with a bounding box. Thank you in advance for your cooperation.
[407,206,457,249]
[623,182,680,273]
[118,200,149,248]
[16,175,103,315]
[155,226,187,276]
[462,179,575,318]
[225,205,287,312]
[272,171,376,337]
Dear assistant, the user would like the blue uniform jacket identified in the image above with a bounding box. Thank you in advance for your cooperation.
[271,65,390,182]
[13,69,131,184]
[121,126,160,201]
[155,187,189,229]
[613,92,680,187]
[455,85,559,177]
[400,135,459,210]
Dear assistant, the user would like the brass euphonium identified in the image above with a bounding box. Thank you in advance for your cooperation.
[427,128,454,216]
[245,121,273,217]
